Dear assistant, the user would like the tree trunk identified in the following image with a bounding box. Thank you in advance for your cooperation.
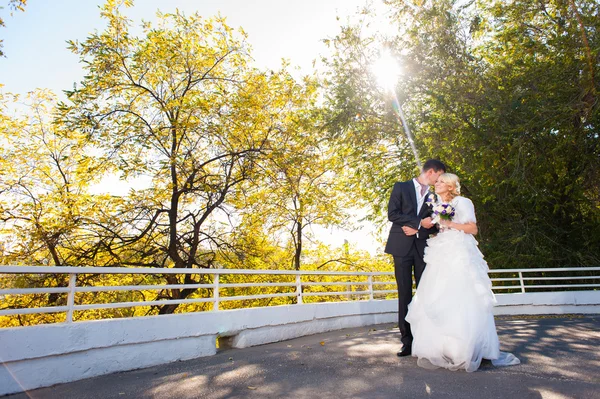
[157,274,207,314]
[294,220,302,271]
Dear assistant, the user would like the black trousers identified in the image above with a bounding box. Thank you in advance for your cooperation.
[393,240,426,348]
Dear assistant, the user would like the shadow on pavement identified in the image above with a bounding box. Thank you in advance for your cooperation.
[6,315,600,399]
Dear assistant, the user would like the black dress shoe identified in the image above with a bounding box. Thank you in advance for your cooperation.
[397,346,412,357]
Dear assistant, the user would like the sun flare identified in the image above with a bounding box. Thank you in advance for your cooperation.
[371,50,402,91]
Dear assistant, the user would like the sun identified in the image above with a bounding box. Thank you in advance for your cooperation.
[371,50,402,92]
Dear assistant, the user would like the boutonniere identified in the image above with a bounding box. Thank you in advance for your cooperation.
[425,193,438,208]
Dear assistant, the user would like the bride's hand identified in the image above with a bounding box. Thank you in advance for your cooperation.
[439,220,452,228]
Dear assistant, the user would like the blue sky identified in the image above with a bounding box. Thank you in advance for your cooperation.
[0,0,372,97]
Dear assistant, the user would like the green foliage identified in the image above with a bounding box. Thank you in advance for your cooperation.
[2,0,599,327]
[0,89,113,266]
[0,1,392,324]
[324,0,600,269]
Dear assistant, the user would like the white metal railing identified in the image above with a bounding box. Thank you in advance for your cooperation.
[487,267,600,293]
[1,266,599,324]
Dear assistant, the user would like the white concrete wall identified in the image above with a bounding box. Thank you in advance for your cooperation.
[1,291,599,396]
[0,300,396,396]
[494,290,600,315]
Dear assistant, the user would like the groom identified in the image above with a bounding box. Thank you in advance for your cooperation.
[385,159,446,357]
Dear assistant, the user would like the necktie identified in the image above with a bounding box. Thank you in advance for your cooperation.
[420,183,428,197]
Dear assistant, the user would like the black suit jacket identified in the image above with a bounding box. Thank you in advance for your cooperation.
[384,180,437,257]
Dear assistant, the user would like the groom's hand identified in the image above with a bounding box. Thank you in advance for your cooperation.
[421,217,434,229]
[402,226,418,236]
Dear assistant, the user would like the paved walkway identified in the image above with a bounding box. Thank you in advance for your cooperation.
[6,315,600,399]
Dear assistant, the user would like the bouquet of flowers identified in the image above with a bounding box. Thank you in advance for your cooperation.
[431,202,456,225]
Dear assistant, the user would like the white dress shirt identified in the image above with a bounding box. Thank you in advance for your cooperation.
[413,178,428,215]
[413,178,429,237]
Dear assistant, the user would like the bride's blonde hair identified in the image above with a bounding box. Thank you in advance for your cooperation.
[438,173,461,199]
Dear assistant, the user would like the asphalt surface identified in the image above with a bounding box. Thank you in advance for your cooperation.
[5,315,600,399]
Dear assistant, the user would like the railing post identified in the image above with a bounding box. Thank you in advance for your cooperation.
[296,274,303,304]
[518,272,526,293]
[66,273,77,323]
[368,275,374,300]
[213,273,220,311]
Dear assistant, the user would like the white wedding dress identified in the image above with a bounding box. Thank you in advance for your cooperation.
[405,196,520,372]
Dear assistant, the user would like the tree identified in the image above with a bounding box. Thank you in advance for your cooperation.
[59,1,311,313]
[466,0,600,268]
[323,0,600,269]
[0,88,121,325]
[0,88,107,266]
[235,78,355,270]
[320,12,426,226]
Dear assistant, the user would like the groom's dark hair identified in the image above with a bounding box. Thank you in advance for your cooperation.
[422,159,446,173]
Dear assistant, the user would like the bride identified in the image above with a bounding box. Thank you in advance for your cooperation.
[404,173,520,372]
